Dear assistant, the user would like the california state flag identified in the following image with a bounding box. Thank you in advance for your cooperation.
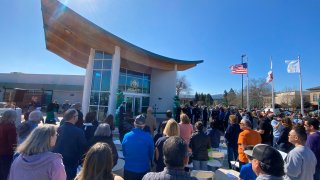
[266,70,273,83]
[266,60,273,83]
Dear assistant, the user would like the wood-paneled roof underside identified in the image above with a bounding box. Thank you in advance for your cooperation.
[41,0,203,71]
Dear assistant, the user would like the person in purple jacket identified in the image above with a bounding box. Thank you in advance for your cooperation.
[9,125,66,180]
[304,117,320,180]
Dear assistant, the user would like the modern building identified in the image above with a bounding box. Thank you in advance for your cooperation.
[40,0,202,119]
[275,91,310,107]
[0,73,84,109]
[307,86,320,109]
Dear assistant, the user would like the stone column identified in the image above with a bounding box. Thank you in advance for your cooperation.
[108,46,121,116]
[82,48,95,115]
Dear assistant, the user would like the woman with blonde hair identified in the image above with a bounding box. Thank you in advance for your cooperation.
[9,125,66,180]
[0,109,17,180]
[154,119,180,172]
[178,113,193,144]
[75,143,123,180]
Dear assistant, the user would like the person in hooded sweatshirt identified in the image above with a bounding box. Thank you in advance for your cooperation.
[9,125,66,180]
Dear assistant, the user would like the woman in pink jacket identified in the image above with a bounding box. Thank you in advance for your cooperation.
[179,113,193,145]
[9,125,66,180]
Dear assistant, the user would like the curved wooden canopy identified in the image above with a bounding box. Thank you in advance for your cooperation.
[41,0,203,71]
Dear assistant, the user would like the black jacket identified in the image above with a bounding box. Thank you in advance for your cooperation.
[53,122,87,167]
[225,123,241,149]
[189,131,211,161]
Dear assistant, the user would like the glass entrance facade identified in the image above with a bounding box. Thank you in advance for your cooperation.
[89,51,112,120]
[89,50,151,120]
[119,68,150,116]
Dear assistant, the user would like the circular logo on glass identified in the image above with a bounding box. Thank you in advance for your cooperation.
[128,79,139,92]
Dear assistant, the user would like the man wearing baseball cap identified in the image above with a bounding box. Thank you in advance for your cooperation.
[244,144,285,180]
[122,114,154,180]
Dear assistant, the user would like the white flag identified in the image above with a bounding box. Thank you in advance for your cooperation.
[285,60,300,73]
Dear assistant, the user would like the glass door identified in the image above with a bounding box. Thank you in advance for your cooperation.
[125,95,142,117]
[134,97,141,116]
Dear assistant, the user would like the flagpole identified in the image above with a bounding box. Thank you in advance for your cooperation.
[241,54,246,108]
[271,56,275,110]
[298,56,304,115]
[246,56,250,111]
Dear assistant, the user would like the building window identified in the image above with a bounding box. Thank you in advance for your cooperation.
[313,94,318,102]
[90,51,112,121]
[118,68,151,94]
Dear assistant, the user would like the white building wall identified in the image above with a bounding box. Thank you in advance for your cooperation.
[0,73,84,85]
[150,69,176,118]
[0,87,4,102]
[52,90,83,106]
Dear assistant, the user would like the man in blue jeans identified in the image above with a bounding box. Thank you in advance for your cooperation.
[122,114,154,180]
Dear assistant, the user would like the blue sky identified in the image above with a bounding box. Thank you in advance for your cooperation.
[0,0,319,95]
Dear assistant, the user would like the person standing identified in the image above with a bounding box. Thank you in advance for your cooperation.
[304,118,320,180]
[62,100,71,113]
[82,111,99,141]
[75,143,123,180]
[224,115,241,169]
[257,116,273,145]
[17,110,42,145]
[245,144,285,180]
[0,110,17,180]
[202,106,209,128]
[144,107,157,136]
[179,114,193,145]
[9,125,66,180]
[239,146,257,180]
[118,101,126,142]
[53,109,87,180]
[271,114,284,148]
[122,114,154,180]
[88,123,118,167]
[238,119,261,170]
[285,126,317,180]
[276,118,294,153]
[206,120,221,150]
[155,119,180,172]
[189,121,211,170]
[142,136,197,180]
[74,103,84,128]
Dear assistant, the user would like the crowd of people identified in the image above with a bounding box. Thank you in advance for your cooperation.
[0,99,319,180]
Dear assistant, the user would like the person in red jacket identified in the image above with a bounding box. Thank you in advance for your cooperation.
[0,109,17,180]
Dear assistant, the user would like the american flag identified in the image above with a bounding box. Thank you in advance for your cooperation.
[230,63,248,74]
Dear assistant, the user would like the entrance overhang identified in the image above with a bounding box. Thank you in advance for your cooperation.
[41,0,203,71]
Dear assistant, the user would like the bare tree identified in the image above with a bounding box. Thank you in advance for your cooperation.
[176,75,192,96]
[239,78,271,109]
[227,88,237,106]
